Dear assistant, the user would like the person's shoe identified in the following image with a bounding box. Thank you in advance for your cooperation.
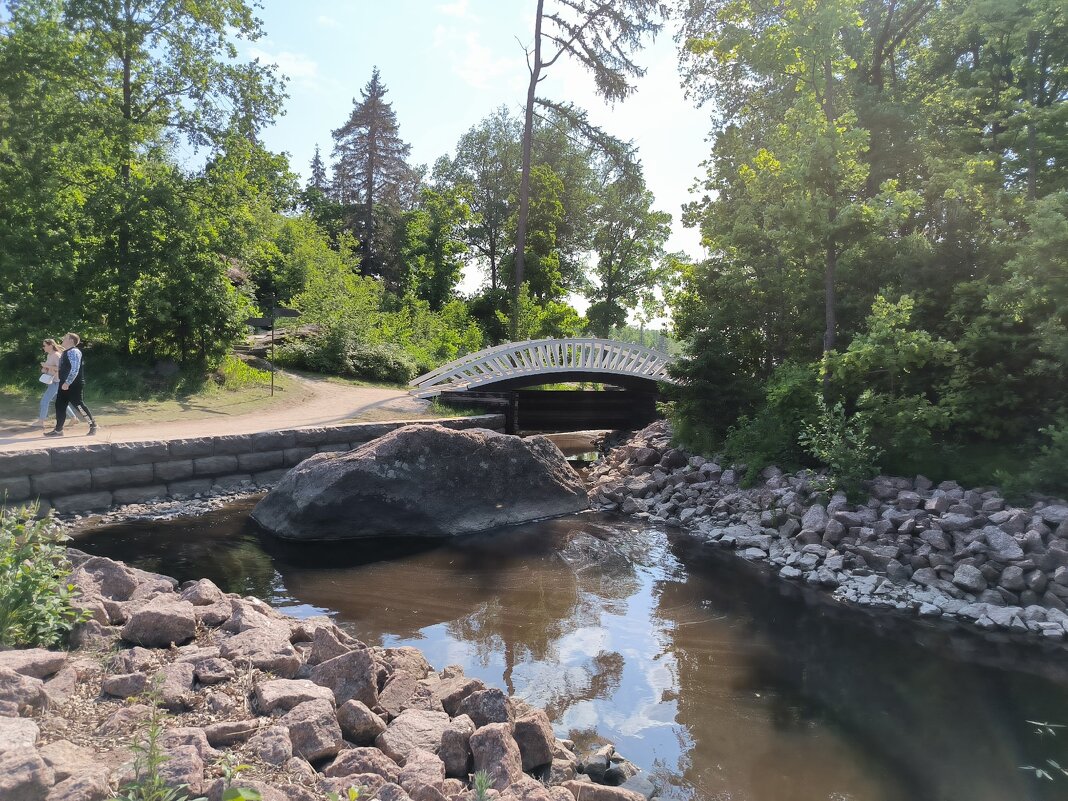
[44,429,63,437]
[87,425,97,436]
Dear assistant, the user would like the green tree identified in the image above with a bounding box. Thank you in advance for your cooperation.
[331,68,417,286]
[585,174,671,336]
[405,186,472,311]
[511,0,665,336]
[437,107,522,291]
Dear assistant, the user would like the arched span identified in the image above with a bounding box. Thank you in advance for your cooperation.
[409,338,676,398]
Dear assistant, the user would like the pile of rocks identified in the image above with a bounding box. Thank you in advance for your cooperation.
[589,421,1068,642]
[0,553,653,801]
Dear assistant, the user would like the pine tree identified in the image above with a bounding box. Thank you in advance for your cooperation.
[308,145,327,191]
[331,68,415,281]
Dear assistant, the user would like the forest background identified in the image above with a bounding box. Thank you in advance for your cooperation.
[0,0,1065,496]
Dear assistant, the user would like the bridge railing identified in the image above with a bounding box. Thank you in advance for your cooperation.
[409,337,675,398]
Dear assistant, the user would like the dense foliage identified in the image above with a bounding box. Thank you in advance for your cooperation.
[669,0,1068,493]
[0,506,83,647]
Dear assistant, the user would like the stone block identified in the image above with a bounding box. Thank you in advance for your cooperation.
[50,444,112,471]
[0,476,32,503]
[252,430,297,451]
[91,463,155,490]
[155,459,195,482]
[253,469,290,486]
[237,451,285,472]
[111,441,170,465]
[169,438,215,458]
[113,485,169,505]
[31,470,91,496]
[0,449,51,478]
[292,427,334,446]
[283,447,316,466]
[51,491,113,513]
[194,455,239,476]
[213,474,253,490]
[316,444,351,454]
[168,479,214,497]
[214,434,253,455]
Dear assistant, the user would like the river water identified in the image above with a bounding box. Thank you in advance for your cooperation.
[76,498,1068,801]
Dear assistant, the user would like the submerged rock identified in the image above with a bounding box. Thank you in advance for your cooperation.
[251,424,588,540]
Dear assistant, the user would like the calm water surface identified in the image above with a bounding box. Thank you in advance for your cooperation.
[77,499,1068,801]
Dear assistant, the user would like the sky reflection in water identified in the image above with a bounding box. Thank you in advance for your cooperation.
[79,502,1068,801]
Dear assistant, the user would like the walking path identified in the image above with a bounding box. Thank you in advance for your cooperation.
[0,373,428,453]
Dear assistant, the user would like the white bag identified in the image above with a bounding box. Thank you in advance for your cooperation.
[38,373,53,385]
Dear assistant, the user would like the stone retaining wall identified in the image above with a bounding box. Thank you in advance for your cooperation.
[0,415,504,515]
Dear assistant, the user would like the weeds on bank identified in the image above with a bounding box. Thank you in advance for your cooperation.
[0,504,86,647]
[109,679,203,801]
[473,770,492,801]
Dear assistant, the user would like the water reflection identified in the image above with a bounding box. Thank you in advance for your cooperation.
[78,506,1068,801]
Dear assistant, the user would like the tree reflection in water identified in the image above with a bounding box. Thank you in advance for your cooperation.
[78,506,1068,801]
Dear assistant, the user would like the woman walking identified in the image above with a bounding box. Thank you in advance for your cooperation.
[34,338,82,428]
[45,332,96,437]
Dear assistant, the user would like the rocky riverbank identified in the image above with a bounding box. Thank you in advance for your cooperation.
[588,421,1068,644]
[0,552,654,801]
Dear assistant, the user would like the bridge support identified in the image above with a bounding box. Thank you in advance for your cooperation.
[436,388,658,434]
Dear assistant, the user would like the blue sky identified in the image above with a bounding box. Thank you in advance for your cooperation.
[242,0,712,267]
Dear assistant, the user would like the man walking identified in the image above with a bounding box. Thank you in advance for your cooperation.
[45,332,97,437]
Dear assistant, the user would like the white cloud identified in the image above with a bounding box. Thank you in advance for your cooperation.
[316,15,337,28]
[439,0,474,20]
[432,26,521,92]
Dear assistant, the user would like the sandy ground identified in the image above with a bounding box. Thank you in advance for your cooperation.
[0,372,430,452]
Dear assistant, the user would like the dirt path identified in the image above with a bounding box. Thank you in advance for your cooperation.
[0,373,430,452]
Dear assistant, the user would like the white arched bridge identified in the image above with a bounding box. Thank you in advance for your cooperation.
[409,337,676,399]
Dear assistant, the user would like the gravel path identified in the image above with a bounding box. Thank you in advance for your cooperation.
[0,373,428,452]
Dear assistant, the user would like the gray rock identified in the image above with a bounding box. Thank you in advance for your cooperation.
[439,715,475,778]
[322,747,401,783]
[219,627,301,678]
[309,648,378,708]
[248,725,293,766]
[0,667,47,715]
[203,720,263,747]
[0,747,54,800]
[0,650,67,681]
[1000,566,1027,591]
[399,748,446,794]
[337,700,387,745]
[375,709,451,766]
[255,679,335,713]
[121,597,196,647]
[1039,505,1068,526]
[456,688,513,729]
[983,528,1024,561]
[953,564,987,593]
[470,723,523,791]
[281,699,343,762]
[801,505,829,534]
[252,425,588,540]
[513,709,555,771]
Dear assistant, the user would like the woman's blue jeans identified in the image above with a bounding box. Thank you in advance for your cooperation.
[39,380,81,422]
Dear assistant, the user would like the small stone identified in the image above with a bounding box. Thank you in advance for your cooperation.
[281,699,343,762]
[470,723,523,791]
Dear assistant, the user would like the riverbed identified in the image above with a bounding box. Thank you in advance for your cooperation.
[75,499,1068,801]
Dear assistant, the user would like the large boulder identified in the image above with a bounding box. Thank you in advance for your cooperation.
[251,425,588,540]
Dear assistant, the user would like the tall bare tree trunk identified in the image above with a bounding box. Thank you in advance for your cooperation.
[513,0,545,339]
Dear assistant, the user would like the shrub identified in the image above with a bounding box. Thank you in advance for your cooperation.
[345,343,417,384]
[999,416,1068,500]
[0,506,84,647]
[800,397,883,500]
[723,362,820,483]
